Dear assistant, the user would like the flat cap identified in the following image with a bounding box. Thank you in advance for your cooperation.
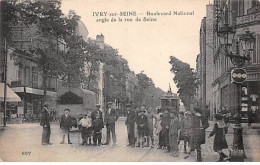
[185,111,192,115]
[43,102,49,107]
[107,102,114,105]
[193,106,202,114]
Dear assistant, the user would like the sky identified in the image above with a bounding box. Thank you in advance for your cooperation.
[61,0,212,93]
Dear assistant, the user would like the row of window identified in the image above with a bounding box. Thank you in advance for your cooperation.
[14,65,39,88]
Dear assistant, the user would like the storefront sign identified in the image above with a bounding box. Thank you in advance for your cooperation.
[236,13,260,26]
[25,87,44,95]
[11,87,24,93]
[247,72,260,81]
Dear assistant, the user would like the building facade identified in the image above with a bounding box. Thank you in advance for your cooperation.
[0,19,101,122]
[125,71,138,103]
[212,0,260,122]
[0,48,58,121]
[196,4,214,118]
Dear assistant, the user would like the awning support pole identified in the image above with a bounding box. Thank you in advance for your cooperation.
[3,39,7,127]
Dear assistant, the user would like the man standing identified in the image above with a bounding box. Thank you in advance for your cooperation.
[169,110,180,157]
[104,102,119,146]
[91,104,103,122]
[40,102,51,145]
[125,104,136,147]
[60,109,73,144]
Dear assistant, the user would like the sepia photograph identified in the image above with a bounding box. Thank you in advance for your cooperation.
[0,0,260,162]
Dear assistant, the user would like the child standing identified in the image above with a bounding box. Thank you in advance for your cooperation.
[79,112,92,145]
[136,108,148,148]
[169,110,180,157]
[155,113,163,149]
[208,114,228,162]
[145,107,157,148]
[183,111,192,153]
[178,111,185,145]
[92,113,103,146]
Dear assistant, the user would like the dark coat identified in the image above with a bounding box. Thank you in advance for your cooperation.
[104,108,119,125]
[125,110,136,125]
[91,110,103,121]
[161,115,171,128]
[209,122,228,151]
[60,114,73,129]
[190,113,208,149]
[40,108,50,127]
[169,117,180,136]
[92,118,104,132]
[136,114,148,136]
[136,114,148,127]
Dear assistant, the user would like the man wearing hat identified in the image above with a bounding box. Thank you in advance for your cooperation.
[40,102,52,145]
[91,104,103,122]
[103,102,119,146]
[60,109,73,144]
[125,104,136,147]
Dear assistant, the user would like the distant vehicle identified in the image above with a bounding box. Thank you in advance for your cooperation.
[159,85,180,113]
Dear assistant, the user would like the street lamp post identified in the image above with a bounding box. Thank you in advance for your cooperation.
[217,24,255,162]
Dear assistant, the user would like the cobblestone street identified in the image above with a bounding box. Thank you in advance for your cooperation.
[0,118,259,162]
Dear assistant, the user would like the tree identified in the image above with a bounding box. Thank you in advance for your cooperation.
[1,1,100,95]
[132,72,165,109]
[169,56,197,111]
[101,45,130,112]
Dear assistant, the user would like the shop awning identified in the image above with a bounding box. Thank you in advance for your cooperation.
[0,83,21,102]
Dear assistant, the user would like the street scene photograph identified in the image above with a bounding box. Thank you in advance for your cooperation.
[0,0,260,162]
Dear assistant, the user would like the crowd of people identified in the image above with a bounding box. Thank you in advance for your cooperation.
[40,102,231,162]
[125,104,230,161]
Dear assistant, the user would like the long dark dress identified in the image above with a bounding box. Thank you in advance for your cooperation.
[160,115,171,147]
[209,122,228,152]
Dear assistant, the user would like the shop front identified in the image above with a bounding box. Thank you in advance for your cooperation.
[246,71,260,123]
[11,86,56,122]
[0,83,21,125]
